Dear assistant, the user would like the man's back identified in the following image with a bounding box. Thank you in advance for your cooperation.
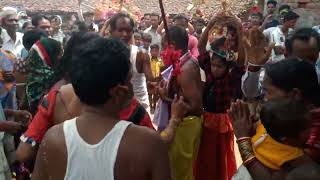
[32,119,171,180]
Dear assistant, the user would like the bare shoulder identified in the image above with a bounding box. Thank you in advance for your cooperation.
[59,84,75,98]
[180,58,200,77]
[41,123,66,149]
[33,123,67,180]
[126,124,162,144]
[182,58,200,71]
[115,123,169,179]
[122,123,165,154]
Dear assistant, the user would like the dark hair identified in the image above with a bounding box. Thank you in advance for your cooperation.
[75,21,89,32]
[58,32,100,78]
[142,33,152,42]
[144,13,151,17]
[150,44,160,50]
[210,37,226,51]
[150,13,160,19]
[134,32,142,38]
[265,57,320,106]
[31,14,49,27]
[22,29,48,50]
[283,11,299,22]
[22,21,32,30]
[279,4,291,13]
[267,0,277,6]
[70,38,131,105]
[167,26,188,51]
[173,14,188,23]
[285,28,320,54]
[260,98,310,141]
[251,12,263,19]
[193,17,206,25]
[109,13,135,31]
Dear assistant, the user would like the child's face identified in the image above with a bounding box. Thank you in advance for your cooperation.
[210,57,228,78]
[135,36,142,47]
[150,48,159,58]
[143,40,151,49]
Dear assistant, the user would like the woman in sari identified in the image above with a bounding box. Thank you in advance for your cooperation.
[25,38,62,114]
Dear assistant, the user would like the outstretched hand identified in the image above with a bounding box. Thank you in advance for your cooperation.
[227,100,254,138]
[243,26,275,65]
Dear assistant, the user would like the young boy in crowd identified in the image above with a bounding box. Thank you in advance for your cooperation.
[134,32,143,48]
[149,44,163,113]
[142,33,152,52]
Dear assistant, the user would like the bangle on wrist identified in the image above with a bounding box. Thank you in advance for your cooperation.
[236,137,251,143]
[238,139,256,166]
[243,155,256,166]
[248,62,264,67]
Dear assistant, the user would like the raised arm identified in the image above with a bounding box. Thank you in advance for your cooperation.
[198,18,216,55]
[241,27,274,98]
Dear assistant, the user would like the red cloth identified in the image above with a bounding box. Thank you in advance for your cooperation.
[23,87,59,143]
[194,112,237,180]
[119,98,155,129]
[24,87,154,144]
[306,108,320,162]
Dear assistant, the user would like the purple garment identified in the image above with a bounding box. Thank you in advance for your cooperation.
[153,65,173,131]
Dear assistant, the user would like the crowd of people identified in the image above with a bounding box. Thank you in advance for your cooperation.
[0,0,319,180]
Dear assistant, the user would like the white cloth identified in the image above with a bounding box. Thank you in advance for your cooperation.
[144,27,161,47]
[232,165,253,180]
[1,29,24,58]
[313,25,320,34]
[263,26,277,45]
[130,45,150,113]
[269,26,286,62]
[63,118,131,180]
[51,30,65,44]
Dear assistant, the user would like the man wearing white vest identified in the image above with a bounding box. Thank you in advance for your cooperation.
[32,37,171,180]
[110,13,153,114]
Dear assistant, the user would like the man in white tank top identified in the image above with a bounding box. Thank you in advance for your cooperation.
[31,38,171,180]
[109,13,154,113]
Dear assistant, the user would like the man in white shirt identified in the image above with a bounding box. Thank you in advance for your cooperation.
[0,10,24,57]
[144,13,161,48]
[267,11,299,62]
[242,28,320,99]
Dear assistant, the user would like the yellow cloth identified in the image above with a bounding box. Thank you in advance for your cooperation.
[150,58,163,78]
[169,116,202,180]
[251,121,304,170]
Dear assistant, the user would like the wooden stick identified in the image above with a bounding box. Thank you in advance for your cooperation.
[159,0,170,44]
